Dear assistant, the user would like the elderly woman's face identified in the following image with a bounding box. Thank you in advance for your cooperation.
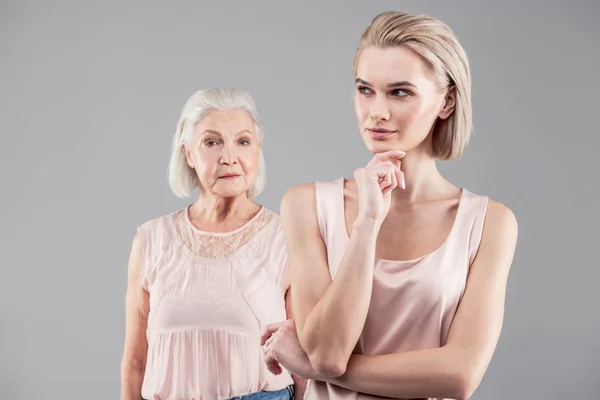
[184,109,260,198]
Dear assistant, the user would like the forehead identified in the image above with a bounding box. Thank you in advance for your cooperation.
[356,46,433,88]
[196,108,255,134]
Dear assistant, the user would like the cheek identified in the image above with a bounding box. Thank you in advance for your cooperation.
[416,102,443,131]
[239,147,260,174]
[191,149,216,175]
[392,100,435,127]
[354,96,369,122]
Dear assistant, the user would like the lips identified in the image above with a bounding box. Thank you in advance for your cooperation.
[218,174,241,180]
[367,128,396,139]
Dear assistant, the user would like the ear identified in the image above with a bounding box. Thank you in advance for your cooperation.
[438,86,457,120]
[181,143,194,169]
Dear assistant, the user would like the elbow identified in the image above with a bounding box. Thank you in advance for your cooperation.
[451,369,482,400]
[299,329,349,377]
[307,352,348,378]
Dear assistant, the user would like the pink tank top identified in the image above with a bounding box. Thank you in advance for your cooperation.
[137,206,293,400]
[304,178,488,400]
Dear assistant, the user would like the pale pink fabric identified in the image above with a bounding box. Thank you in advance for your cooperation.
[137,206,293,400]
[305,178,488,400]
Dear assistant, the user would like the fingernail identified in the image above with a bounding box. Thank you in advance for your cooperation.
[401,177,406,189]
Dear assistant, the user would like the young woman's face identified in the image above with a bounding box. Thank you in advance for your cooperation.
[354,46,455,155]
[183,109,261,198]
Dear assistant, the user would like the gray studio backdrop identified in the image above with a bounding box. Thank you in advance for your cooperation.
[1,0,598,399]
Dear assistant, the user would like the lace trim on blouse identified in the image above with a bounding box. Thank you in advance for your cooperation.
[172,207,274,258]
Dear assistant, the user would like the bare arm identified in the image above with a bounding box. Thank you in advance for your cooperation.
[281,184,380,377]
[283,268,307,400]
[312,201,518,400]
[120,233,150,400]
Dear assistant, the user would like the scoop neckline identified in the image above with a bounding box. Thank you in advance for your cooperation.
[338,177,467,263]
[183,205,266,237]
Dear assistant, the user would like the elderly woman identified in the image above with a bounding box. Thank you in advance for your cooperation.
[120,89,299,400]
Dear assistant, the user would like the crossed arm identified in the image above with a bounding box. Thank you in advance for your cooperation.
[283,269,308,399]
[280,184,518,400]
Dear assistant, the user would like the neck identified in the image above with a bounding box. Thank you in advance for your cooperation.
[389,138,451,204]
[190,193,259,224]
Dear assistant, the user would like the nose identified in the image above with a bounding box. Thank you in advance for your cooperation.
[370,94,390,122]
[219,143,238,166]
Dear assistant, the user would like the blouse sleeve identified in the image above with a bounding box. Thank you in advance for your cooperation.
[136,222,154,291]
[266,218,289,294]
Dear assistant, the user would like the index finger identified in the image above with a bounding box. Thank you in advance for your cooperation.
[367,150,406,167]
[260,321,285,345]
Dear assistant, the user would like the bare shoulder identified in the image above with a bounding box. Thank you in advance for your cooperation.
[484,199,519,238]
[280,183,317,222]
[279,183,326,249]
[281,183,316,209]
[474,199,519,274]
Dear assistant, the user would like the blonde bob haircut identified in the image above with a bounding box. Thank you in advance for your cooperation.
[167,88,266,198]
[354,11,472,160]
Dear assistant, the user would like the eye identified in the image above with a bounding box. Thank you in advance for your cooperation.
[239,138,252,146]
[390,89,411,97]
[204,140,219,146]
[357,86,373,95]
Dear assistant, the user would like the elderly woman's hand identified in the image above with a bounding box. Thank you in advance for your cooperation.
[261,319,318,380]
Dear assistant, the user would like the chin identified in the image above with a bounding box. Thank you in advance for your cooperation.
[215,190,248,199]
[363,136,406,154]
[213,182,249,198]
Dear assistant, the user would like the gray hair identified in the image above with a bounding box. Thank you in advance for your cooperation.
[167,88,266,198]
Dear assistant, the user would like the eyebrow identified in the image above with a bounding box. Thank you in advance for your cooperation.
[355,78,417,89]
[201,129,253,136]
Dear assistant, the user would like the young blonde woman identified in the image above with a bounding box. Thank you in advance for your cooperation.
[261,11,518,400]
